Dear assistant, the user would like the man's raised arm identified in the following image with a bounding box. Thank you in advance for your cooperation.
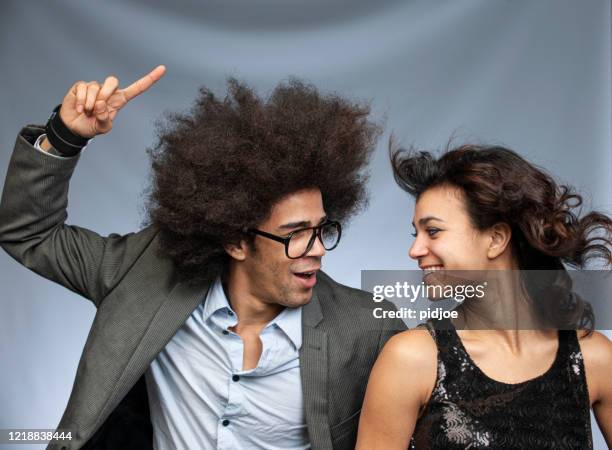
[0,66,165,306]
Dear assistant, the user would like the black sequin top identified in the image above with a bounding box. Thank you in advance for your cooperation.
[410,319,593,449]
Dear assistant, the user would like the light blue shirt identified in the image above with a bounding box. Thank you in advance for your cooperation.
[33,133,83,158]
[145,277,309,450]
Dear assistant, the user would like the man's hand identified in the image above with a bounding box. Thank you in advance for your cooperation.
[55,65,166,139]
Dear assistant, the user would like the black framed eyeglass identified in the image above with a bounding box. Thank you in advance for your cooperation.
[247,220,342,259]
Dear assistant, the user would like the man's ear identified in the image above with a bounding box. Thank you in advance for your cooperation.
[487,222,512,259]
[224,241,248,261]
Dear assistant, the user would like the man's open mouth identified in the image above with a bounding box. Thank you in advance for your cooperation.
[294,271,316,279]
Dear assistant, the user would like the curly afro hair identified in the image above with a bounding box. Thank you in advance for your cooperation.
[144,78,381,284]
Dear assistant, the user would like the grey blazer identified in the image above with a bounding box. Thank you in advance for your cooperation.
[0,126,406,450]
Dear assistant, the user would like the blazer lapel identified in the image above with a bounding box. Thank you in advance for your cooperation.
[90,279,211,434]
[300,289,333,450]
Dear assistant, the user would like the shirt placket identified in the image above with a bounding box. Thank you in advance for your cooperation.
[216,307,249,450]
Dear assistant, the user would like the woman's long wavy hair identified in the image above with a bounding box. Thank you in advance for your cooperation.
[144,78,381,284]
[391,143,612,330]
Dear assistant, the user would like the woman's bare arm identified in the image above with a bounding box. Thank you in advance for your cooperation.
[356,328,437,450]
[580,330,612,448]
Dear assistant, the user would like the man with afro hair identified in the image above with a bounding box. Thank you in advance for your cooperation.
[0,65,405,450]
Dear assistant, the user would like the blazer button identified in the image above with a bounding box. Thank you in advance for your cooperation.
[222,419,230,427]
[232,375,240,382]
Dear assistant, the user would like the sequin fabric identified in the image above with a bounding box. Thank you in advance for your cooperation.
[409,319,593,449]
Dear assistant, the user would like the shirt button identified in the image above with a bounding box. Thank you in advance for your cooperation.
[222,329,229,335]
[222,419,230,427]
[232,375,240,382]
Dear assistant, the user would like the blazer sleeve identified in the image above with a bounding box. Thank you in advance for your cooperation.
[0,125,157,307]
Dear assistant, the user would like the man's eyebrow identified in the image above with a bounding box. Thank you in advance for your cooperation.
[278,216,327,230]
[411,216,445,227]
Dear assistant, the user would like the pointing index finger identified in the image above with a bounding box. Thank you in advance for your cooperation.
[120,65,166,102]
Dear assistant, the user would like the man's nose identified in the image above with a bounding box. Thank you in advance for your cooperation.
[306,235,326,258]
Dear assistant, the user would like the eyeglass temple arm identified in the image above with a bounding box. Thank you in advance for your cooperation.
[247,228,289,244]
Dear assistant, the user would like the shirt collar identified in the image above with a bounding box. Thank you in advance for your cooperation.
[202,277,303,350]
[202,277,233,321]
[269,305,302,350]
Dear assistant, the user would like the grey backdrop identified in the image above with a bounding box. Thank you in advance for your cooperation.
[1,0,610,448]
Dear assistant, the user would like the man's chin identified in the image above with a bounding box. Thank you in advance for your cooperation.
[283,290,314,308]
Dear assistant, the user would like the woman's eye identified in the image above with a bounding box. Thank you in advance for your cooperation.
[427,228,440,236]
[410,232,417,237]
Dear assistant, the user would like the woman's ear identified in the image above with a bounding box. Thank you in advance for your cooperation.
[487,222,512,259]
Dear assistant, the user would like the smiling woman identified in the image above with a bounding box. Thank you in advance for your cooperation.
[394,145,611,328]
[356,144,612,449]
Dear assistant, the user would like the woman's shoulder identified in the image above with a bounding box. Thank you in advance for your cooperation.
[381,326,439,368]
[577,329,612,361]
[576,330,612,404]
[372,327,439,407]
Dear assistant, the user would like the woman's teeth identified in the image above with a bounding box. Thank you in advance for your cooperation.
[422,265,443,274]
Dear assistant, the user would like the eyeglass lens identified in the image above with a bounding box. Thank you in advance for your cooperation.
[287,223,340,258]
